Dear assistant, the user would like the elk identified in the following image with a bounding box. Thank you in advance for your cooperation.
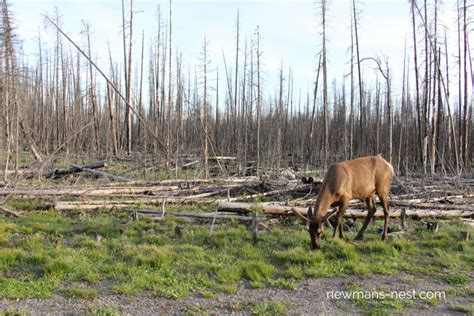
[293,155,394,249]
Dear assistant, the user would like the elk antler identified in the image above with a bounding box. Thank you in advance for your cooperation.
[292,207,309,222]
[322,208,338,222]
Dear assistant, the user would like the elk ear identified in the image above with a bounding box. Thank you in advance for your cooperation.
[307,177,314,184]
[301,176,308,184]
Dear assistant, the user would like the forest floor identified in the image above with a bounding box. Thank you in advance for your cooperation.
[0,161,473,315]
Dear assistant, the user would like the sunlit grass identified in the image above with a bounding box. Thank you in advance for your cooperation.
[0,207,471,309]
[60,286,98,299]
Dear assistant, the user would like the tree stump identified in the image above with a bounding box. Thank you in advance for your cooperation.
[252,212,258,243]
[132,211,139,221]
[460,231,469,241]
[174,226,183,239]
[400,207,406,229]
[426,220,438,232]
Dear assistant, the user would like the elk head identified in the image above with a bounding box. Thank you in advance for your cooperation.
[293,207,337,249]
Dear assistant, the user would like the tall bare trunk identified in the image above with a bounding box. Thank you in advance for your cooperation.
[255,27,261,175]
[321,0,329,168]
[166,0,173,176]
[202,37,209,179]
[352,0,363,154]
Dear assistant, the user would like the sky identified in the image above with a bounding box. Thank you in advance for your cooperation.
[8,0,467,110]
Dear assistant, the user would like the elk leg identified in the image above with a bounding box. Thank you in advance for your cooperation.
[336,199,348,239]
[332,207,344,238]
[339,199,349,239]
[354,196,376,240]
[379,193,390,241]
[332,216,338,238]
[338,217,344,239]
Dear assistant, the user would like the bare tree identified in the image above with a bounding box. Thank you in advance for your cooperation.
[121,0,133,154]
[321,0,329,168]
[352,0,364,153]
[166,0,173,175]
[255,26,262,175]
[462,0,469,170]
[202,36,209,179]
[84,22,100,153]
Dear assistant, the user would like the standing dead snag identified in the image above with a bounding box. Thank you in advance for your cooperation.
[252,211,258,243]
[426,220,438,232]
[293,155,394,249]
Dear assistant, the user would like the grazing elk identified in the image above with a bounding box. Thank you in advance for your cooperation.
[293,155,394,249]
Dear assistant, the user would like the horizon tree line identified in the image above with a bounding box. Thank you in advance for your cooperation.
[0,0,472,181]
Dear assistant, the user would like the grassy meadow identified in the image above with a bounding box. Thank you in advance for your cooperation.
[0,199,472,315]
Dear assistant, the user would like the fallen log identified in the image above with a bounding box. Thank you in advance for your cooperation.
[218,201,298,215]
[180,160,199,169]
[148,176,260,186]
[294,197,474,211]
[390,200,474,211]
[0,185,186,197]
[0,177,265,199]
[460,218,474,228]
[217,184,312,202]
[0,206,22,217]
[70,164,131,182]
[209,156,236,161]
[0,189,162,198]
[44,162,106,179]
[217,201,474,218]
[136,210,255,221]
[71,177,220,187]
[393,194,468,202]
[388,228,416,238]
[55,203,133,211]
[54,197,217,211]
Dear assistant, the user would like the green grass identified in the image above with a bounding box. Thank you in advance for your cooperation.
[0,207,472,309]
[4,199,52,211]
[439,273,471,286]
[248,301,289,315]
[242,260,275,282]
[60,286,98,299]
[86,306,122,316]
[274,246,325,265]
[0,278,60,299]
[269,277,298,290]
[324,239,358,260]
[0,307,29,316]
[449,303,474,314]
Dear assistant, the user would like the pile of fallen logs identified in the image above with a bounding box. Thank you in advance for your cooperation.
[0,171,472,221]
[43,162,109,179]
[216,200,474,218]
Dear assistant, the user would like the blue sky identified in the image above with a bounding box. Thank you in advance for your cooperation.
[9,0,465,110]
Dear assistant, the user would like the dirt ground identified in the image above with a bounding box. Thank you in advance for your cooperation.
[1,273,471,315]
